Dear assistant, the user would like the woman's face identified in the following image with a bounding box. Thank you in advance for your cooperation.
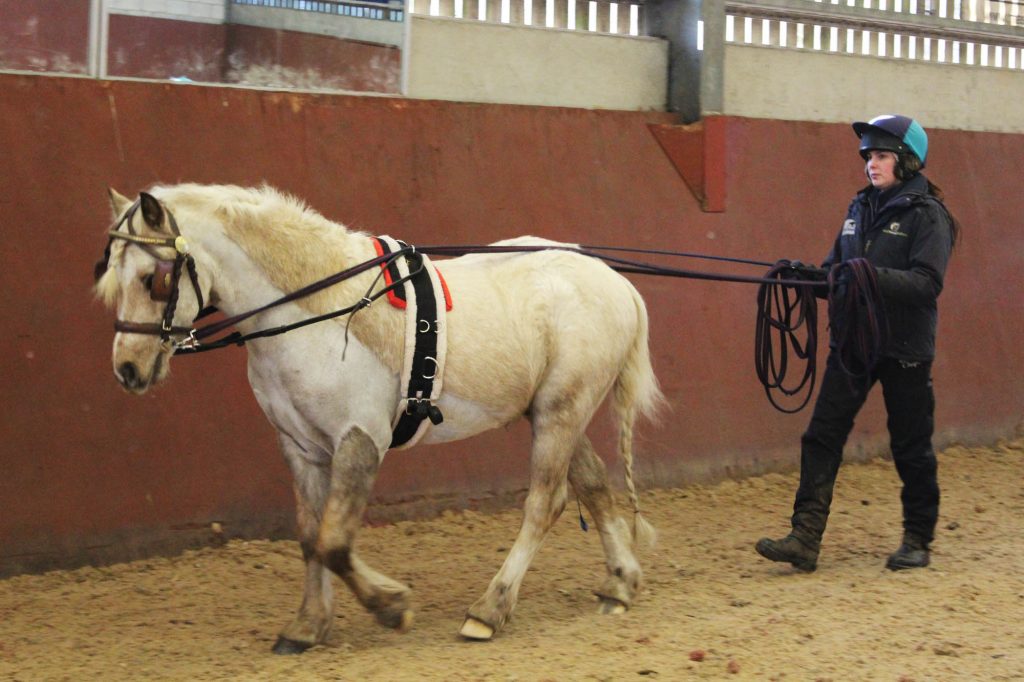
[865,150,899,190]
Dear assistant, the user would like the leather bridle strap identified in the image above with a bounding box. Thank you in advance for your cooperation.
[114,320,194,335]
[103,201,206,343]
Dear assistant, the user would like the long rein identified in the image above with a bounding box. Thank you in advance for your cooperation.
[174,248,429,354]
[156,241,883,413]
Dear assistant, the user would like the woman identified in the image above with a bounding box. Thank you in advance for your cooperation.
[756,114,959,572]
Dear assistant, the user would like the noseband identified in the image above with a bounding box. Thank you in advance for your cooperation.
[95,201,205,347]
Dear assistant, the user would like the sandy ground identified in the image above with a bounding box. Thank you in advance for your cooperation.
[1,439,1022,682]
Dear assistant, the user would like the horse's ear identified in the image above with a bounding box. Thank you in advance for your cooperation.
[139,192,164,230]
[108,188,132,219]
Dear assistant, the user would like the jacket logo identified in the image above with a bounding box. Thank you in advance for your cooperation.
[883,221,907,237]
[841,219,856,236]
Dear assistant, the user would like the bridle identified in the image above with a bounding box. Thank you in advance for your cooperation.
[94,200,206,348]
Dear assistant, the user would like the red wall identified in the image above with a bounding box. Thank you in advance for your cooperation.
[0,4,399,92]
[1,73,1021,576]
[225,24,400,93]
[107,15,400,92]
[106,14,226,81]
[0,0,90,73]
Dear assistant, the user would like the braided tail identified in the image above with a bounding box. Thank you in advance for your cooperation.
[613,286,665,549]
[619,412,657,548]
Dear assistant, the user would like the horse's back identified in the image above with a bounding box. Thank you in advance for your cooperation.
[441,237,642,339]
[437,239,649,415]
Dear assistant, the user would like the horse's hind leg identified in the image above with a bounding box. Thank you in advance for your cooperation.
[316,426,414,632]
[460,403,584,641]
[274,435,335,654]
[568,435,643,614]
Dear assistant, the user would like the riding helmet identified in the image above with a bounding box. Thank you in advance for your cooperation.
[852,114,928,167]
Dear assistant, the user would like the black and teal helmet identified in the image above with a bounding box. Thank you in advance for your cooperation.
[853,114,928,168]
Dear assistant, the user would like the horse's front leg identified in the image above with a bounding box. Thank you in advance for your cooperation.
[316,426,414,632]
[569,435,643,614]
[273,435,335,654]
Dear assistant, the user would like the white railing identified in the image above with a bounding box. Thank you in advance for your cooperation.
[409,0,645,36]
[710,0,1024,70]
[800,0,1023,27]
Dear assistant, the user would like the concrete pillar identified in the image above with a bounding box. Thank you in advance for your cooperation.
[551,0,566,27]
[437,0,456,17]
[646,0,722,121]
[546,0,566,27]
[593,0,606,32]
[753,16,770,45]
[572,0,588,30]
[509,0,524,25]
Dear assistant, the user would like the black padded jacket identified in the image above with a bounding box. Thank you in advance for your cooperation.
[822,172,954,362]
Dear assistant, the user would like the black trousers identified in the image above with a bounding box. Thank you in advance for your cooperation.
[790,354,940,548]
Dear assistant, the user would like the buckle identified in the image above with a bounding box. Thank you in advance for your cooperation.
[174,330,201,351]
[403,397,444,425]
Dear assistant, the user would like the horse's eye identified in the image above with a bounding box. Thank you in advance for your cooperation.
[141,274,154,291]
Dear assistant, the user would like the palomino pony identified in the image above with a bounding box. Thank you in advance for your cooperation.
[94,184,663,652]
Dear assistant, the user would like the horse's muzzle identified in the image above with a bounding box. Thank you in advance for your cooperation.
[116,361,146,393]
[116,352,166,394]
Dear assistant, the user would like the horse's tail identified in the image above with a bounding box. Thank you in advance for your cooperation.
[612,285,665,549]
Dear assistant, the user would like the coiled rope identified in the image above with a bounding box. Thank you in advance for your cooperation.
[827,257,889,387]
[753,257,888,412]
[754,261,821,413]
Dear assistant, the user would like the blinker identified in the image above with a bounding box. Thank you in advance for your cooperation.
[151,260,176,302]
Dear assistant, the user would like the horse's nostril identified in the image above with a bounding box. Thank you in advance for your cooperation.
[119,362,139,386]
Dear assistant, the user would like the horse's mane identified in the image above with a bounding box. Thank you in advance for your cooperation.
[157,183,373,309]
[158,182,356,243]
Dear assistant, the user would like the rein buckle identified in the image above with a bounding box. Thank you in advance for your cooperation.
[174,330,201,351]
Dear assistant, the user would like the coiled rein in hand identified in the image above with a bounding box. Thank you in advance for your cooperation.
[755,257,887,413]
[755,261,820,414]
[827,258,888,386]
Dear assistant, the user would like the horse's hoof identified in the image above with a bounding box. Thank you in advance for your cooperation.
[597,597,628,615]
[395,609,415,633]
[272,636,314,655]
[375,607,415,632]
[459,617,495,641]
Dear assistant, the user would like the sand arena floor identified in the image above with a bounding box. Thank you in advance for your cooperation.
[1,439,1022,681]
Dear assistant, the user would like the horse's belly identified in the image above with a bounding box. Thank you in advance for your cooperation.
[416,393,518,445]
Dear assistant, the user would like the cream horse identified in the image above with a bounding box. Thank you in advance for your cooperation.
[95,184,663,652]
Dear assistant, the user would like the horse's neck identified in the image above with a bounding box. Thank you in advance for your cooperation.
[191,214,404,372]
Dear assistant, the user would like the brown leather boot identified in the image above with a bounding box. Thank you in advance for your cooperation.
[755,534,819,572]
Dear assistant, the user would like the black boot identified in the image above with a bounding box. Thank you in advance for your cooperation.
[755,534,819,572]
[886,536,930,570]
